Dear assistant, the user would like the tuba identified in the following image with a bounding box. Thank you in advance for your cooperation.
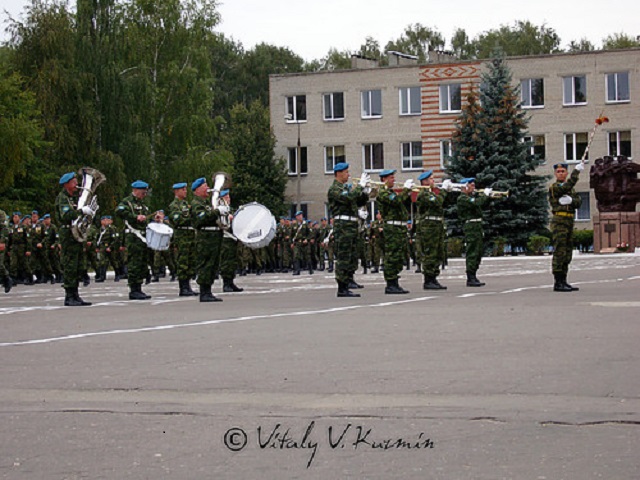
[71,167,106,242]
[210,171,232,228]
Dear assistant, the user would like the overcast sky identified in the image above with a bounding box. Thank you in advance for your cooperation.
[2,0,639,60]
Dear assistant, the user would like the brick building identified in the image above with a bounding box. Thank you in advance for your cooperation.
[269,48,640,228]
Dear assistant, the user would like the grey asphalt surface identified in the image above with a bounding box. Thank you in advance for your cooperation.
[1,253,639,479]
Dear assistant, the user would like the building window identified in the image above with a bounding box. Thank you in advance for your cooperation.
[323,92,345,121]
[565,133,589,162]
[399,86,421,115]
[290,203,308,219]
[363,143,384,171]
[563,75,587,105]
[286,95,306,122]
[608,131,632,157]
[575,192,590,222]
[401,141,422,170]
[440,139,453,169]
[606,72,630,103]
[287,146,308,175]
[524,135,546,164]
[439,84,461,113]
[521,78,544,108]
[324,145,346,173]
[361,89,382,118]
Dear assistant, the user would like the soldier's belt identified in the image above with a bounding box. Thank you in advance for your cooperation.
[465,218,482,224]
[417,216,444,223]
[385,220,405,226]
[199,226,221,231]
[177,227,195,230]
[553,211,574,218]
[334,215,358,222]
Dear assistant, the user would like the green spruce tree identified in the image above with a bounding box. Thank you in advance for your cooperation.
[447,52,549,252]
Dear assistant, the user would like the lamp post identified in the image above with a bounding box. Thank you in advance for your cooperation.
[285,114,302,213]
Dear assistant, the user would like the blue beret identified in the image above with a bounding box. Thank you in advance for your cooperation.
[418,170,433,181]
[42,214,51,219]
[172,182,187,189]
[191,177,206,191]
[379,169,396,178]
[459,177,475,184]
[131,180,149,189]
[333,162,349,172]
[13,211,21,216]
[220,189,229,197]
[553,163,569,170]
[321,217,327,221]
[59,172,76,185]
[32,210,39,215]
[21,216,30,223]
[101,215,112,220]
[295,210,303,216]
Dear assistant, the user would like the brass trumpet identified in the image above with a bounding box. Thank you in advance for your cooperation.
[478,189,510,198]
[351,178,388,188]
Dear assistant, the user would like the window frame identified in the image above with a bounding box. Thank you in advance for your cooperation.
[362,143,384,172]
[521,78,545,109]
[400,141,423,171]
[439,84,462,113]
[523,134,547,164]
[399,86,422,116]
[575,192,591,222]
[323,92,345,121]
[564,132,589,163]
[605,72,630,104]
[287,146,308,176]
[440,139,453,169]
[361,89,383,119]
[562,75,587,106]
[608,130,632,158]
[285,95,307,122]
[324,145,346,174]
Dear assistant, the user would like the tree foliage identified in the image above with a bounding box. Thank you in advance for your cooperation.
[472,21,561,59]
[447,52,549,250]
[385,23,445,63]
[602,32,640,50]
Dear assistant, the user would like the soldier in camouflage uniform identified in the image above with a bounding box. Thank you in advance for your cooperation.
[218,189,243,292]
[327,162,369,297]
[10,216,34,285]
[456,178,490,287]
[94,215,120,282]
[0,209,12,293]
[115,180,153,300]
[282,218,293,272]
[191,177,226,302]
[356,207,370,274]
[42,214,62,283]
[55,172,92,306]
[376,169,413,294]
[168,182,198,296]
[317,217,330,271]
[30,211,51,283]
[150,210,176,282]
[415,170,450,289]
[370,212,384,273]
[291,212,312,275]
[549,161,584,292]
[85,222,100,283]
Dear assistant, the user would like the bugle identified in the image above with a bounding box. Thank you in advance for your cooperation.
[478,190,510,198]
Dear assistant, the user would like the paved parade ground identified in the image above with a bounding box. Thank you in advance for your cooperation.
[1,253,639,479]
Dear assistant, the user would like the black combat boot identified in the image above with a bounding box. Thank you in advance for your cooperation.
[199,285,222,302]
[223,278,244,293]
[337,281,360,298]
[423,276,446,290]
[82,271,90,287]
[24,274,34,286]
[385,279,409,294]
[415,266,422,274]
[348,277,364,289]
[292,261,301,276]
[553,274,572,292]
[114,267,121,282]
[73,287,92,306]
[371,266,379,274]
[179,279,195,297]
[64,288,85,306]
[466,272,485,287]
[170,272,176,282]
[95,267,105,283]
[563,275,579,291]
[129,284,151,300]
[3,276,13,293]
[35,273,43,284]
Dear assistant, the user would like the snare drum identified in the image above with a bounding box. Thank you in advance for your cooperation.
[146,222,174,251]
[231,202,276,249]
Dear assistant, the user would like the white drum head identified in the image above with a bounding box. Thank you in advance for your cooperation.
[231,202,276,249]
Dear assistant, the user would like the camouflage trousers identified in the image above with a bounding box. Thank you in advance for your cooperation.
[382,225,407,281]
[463,223,484,274]
[219,234,238,280]
[60,229,84,289]
[333,220,359,284]
[195,231,222,287]
[418,221,445,278]
[173,230,196,281]
[125,233,149,286]
[551,217,574,275]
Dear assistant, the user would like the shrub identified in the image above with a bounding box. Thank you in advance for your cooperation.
[491,236,507,257]
[527,235,550,255]
[447,237,465,257]
[573,229,593,252]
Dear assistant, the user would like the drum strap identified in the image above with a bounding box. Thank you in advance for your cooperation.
[223,230,238,241]
[125,220,147,244]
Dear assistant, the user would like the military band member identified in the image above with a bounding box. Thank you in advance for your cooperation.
[327,162,369,297]
[95,215,120,283]
[167,182,198,296]
[218,189,243,293]
[376,169,413,294]
[549,161,584,292]
[0,208,12,293]
[11,216,34,285]
[116,180,153,300]
[291,211,312,275]
[317,217,330,271]
[370,212,384,274]
[191,177,226,302]
[55,172,92,306]
[42,214,62,283]
[457,177,492,287]
[415,170,451,289]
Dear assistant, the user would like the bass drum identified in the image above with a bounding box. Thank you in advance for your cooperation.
[231,202,276,249]
[146,222,174,251]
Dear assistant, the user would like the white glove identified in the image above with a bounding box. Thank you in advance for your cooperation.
[363,186,372,196]
[575,161,585,172]
[358,209,369,220]
[217,205,230,215]
[81,206,94,216]
[359,172,371,188]
[441,179,453,192]
[484,188,493,196]
[559,195,572,206]
[403,179,415,189]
